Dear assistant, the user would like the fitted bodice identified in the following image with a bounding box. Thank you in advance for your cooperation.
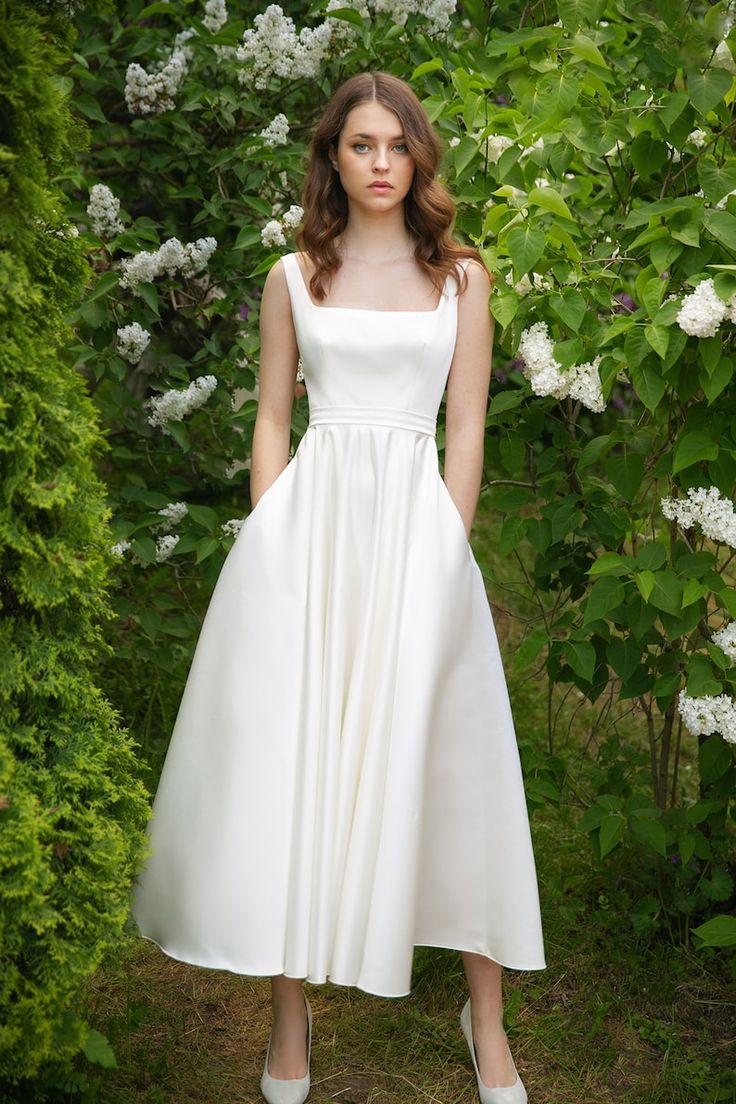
[281,251,467,434]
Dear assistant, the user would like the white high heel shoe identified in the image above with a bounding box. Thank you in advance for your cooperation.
[460,998,528,1104]
[260,994,312,1104]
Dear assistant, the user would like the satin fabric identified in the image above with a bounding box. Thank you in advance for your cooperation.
[129,250,547,997]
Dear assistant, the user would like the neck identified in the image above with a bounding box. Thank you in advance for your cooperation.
[337,205,415,262]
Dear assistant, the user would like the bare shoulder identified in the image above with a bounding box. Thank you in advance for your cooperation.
[259,254,295,329]
[261,254,294,311]
[460,256,494,293]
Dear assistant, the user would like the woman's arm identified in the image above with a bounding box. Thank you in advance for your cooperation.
[443,259,495,540]
[249,258,300,510]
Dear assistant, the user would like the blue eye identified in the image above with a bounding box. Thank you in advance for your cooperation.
[352,143,409,153]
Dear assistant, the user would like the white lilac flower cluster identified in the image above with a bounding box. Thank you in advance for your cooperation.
[119,236,218,292]
[675,278,736,339]
[237,0,454,89]
[372,0,455,33]
[687,128,708,148]
[237,4,348,89]
[517,321,605,413]
[661,486,736,550]
[157,501,188,531]
[712,622,736,663]
[86,184,125,239]
[261,204,303,248]
[505,271,551,296]
[259,112,290,147]
[221,518,245,537]
[146,375,218,430]
[116,322,151,364]
[203,0,228,33]
[125,27,196,115]
[155,534,180,562]
[111,539,131,558]
[677,688,736,745]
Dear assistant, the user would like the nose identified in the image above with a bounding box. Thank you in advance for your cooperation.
[373,146,390,171]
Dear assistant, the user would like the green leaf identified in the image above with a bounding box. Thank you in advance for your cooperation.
[549,289,587,332]
[699,734,732,784]
[566,639,596,682]
[234,225,261,250]
[672,429,718,474]
[569,33,608,67]
[635,570,656,601]
[323,5,365,25]
[682,578,709,607]
[84,1028,117,1068]
[507,225,546,278]
[556,0,605,29]
[514,627,549,670]
[86,270,120,302]
[453,135,479,176]
[489,288,519,328]
[687,68,733,116]
[659,90,690,132]
[130,537,156,564]
[701,357,733,403]
[527,186,574,221]
[587,552,626,576]
[629,816,667,857]
[608,452,645,501]
[630,360,666,412]
[703,208,736,251]
[187,504,219,530]
[412,58,444,79]
[697,157,736,204]
[691,915,736,947]
[630,135,668,179]
[196,537,219,563]
[583,576,626,624]
[599,813,625,857]
[75,94,107,123]
[647,571,683,615]
[677,829,696,865]
[488,389,524,415]
[136,282,160,316]
[645,324,669,359]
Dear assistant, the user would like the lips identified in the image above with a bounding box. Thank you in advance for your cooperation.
[369,183,393,190]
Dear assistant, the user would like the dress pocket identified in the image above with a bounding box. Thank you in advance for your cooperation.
[246,457,295,526]
[436,473,471,549]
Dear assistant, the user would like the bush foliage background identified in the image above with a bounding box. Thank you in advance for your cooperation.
[61,0,735,959]
[0,0,152,1088]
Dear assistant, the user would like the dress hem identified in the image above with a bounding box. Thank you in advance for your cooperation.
[132,931,547,998]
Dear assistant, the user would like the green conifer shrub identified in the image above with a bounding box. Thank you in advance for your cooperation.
[0,2,150,1086]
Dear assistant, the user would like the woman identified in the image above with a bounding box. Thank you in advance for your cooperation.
[130,70,546,1104]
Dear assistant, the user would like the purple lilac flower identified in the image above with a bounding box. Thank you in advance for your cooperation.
[613,292,637,314]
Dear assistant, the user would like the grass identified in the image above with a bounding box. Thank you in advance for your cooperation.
[69,489,735,1104]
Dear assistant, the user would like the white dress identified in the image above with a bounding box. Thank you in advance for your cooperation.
[130,251,547,998]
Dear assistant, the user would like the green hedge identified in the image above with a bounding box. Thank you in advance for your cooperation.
[0,2,150,1088]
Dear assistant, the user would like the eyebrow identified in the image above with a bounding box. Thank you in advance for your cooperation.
[347,132,406,140]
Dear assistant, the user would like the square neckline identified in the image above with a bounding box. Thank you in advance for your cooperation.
[289,251,452,315]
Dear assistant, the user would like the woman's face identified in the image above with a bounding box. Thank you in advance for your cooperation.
[329,100,416,214]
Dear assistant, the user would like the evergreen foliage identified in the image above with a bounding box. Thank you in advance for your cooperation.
[0,2,150,1085]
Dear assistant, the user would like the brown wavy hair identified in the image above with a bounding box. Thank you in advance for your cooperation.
[294,70,493,303]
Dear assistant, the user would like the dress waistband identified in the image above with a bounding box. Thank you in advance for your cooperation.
[308,405,436,437]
